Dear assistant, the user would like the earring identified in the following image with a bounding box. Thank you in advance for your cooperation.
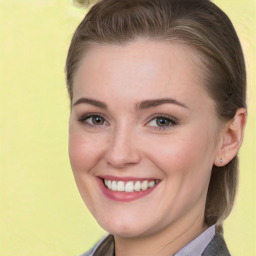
[219,158,223,164]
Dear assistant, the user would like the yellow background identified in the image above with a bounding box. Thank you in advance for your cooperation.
[0,0,255,255]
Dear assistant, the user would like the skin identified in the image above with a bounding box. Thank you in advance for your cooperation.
[68,40,246,256]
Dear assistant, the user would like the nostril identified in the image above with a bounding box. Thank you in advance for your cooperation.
[105,146,141,168]
[104,130,141,167]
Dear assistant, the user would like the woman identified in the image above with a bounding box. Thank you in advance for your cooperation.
[66,0,247,255]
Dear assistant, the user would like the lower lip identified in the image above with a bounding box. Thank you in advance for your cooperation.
[97,178,159,202]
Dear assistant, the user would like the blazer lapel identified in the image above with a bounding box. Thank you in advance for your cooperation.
[202,233,231,256]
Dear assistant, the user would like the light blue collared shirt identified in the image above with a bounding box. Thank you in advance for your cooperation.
[81,225,216,256]
[174,225,215,256]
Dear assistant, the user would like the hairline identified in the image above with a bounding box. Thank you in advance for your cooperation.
[71,36,211,102]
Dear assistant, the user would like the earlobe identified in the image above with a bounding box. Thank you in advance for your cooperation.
[214,108,247,167]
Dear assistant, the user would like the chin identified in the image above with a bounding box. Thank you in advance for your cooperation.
[97,214,153,238]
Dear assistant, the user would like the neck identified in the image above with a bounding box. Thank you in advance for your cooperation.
[114,211,207,256]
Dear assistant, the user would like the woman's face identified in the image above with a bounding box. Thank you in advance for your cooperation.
[69,40,222,238]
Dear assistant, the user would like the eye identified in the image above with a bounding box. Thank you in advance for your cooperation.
[147,115,177,130]
[78,114,108,127]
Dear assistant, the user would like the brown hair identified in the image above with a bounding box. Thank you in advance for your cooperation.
[65,0,246,232]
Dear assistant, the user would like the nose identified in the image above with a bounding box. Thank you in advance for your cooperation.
[104,125,141,168]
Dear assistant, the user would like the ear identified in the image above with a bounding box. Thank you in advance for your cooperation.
[214,108,247,167]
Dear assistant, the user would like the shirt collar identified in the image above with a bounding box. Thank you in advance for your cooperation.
[87,225,215,256]
[174,224,216,256]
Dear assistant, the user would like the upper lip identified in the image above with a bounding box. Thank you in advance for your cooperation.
[98,175,160,182]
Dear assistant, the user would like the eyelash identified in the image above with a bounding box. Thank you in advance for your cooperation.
[147,114,177,130]
[78,113,109,128]
[78,113,177,130]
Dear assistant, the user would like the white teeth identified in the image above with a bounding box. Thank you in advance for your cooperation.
[125,181,134,192]
[117,181,125,192]
[134,181,141,191]
[149,181,155,188]
[107,180,112,190]
[103,179,158,193]
[111,181,117,191]
[141,180,149,191]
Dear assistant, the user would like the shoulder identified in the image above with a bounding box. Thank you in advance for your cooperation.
[80,248,94,256]
[79,235,114,256]
[202,233,231,256]
[80,232,230,256]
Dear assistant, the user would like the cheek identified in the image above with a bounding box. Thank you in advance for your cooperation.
[68,128,104,215]
[154,132,215,214]
[68,128,103,174]
[68,132,87,173]
[147,128,215,186]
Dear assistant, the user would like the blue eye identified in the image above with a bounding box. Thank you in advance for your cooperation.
[79,114,107,126]
[147,116,176,129]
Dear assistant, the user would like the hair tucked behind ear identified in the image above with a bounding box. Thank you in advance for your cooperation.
[66,0,246,232]
[206,158,239,233]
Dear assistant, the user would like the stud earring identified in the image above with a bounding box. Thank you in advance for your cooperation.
[219,158,223,164]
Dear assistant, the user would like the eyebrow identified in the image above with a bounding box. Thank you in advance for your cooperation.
[136,98,188,111]
[73,97,188,110]
[73,97,108,109]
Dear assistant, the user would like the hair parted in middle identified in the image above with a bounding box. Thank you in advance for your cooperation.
[66,0,246,232]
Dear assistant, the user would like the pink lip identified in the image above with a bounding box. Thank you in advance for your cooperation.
[96,176,160,202]
[99,175,157,182]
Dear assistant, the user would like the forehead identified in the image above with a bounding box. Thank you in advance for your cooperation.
[73,40,212,111]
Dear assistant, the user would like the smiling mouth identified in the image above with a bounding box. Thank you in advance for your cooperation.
[102,178,160,193]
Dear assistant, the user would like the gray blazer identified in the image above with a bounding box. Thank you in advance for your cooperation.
[202,233,231,256]
[81,233,231,256]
